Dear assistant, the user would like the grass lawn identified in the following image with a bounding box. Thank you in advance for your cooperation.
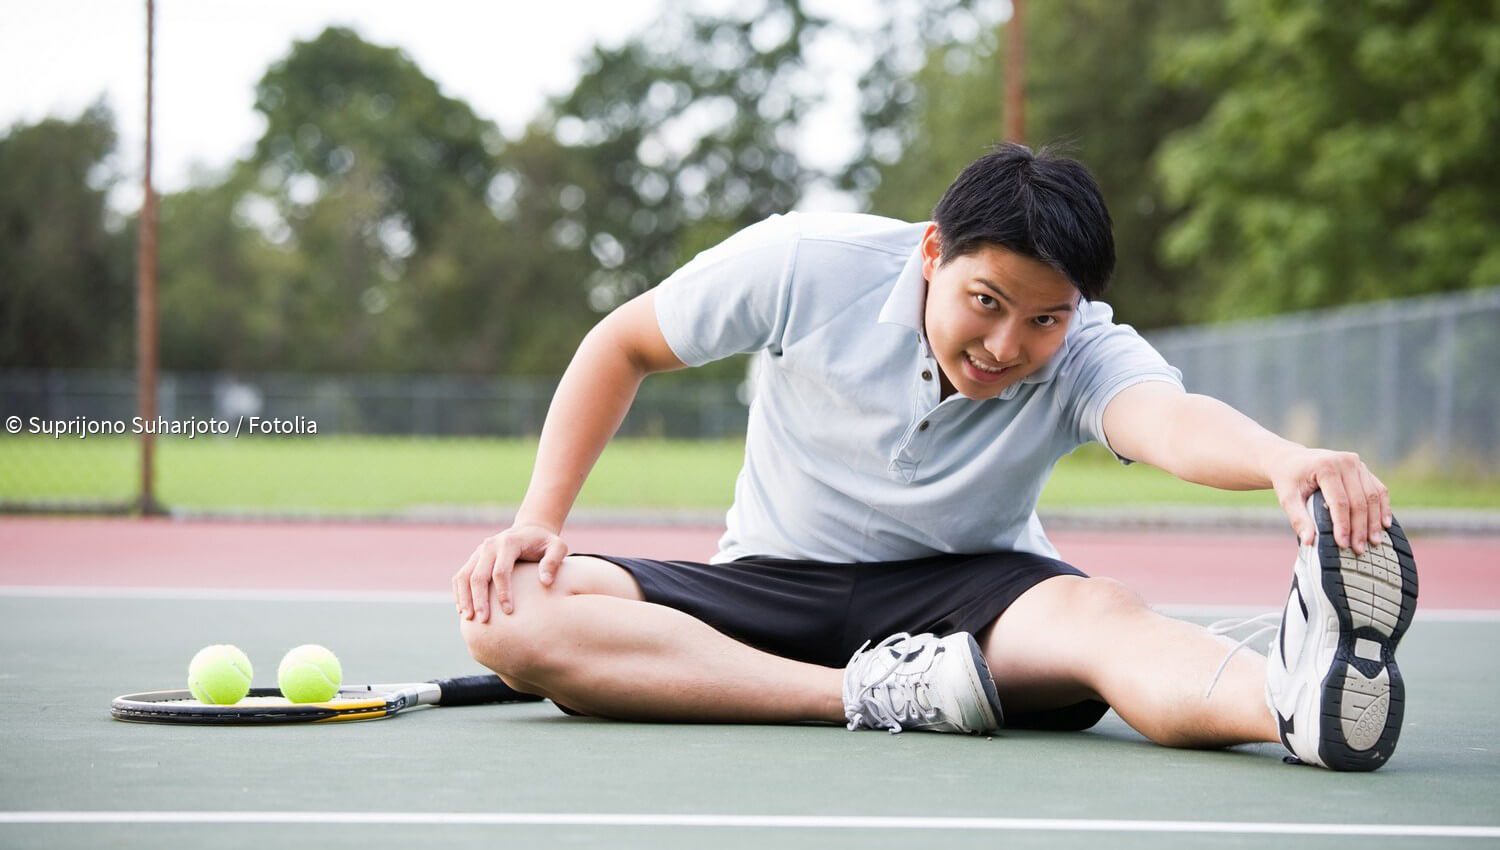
[1,435,1496,514]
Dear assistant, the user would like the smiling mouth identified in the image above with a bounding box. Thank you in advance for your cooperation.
[966,353,1006,372]
[964,352,1014,380]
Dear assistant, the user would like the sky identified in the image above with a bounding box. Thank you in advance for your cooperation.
[0,0,886,211]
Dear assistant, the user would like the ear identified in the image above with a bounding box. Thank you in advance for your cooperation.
[920,223,942,279]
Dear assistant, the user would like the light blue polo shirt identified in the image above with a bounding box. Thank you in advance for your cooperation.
[653,212,1182,564]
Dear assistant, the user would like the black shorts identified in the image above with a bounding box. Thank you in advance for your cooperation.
[582,550,1111,731]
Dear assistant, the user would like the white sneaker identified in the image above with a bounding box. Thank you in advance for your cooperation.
[842,632,1003,734]
[1265,491,1418,770]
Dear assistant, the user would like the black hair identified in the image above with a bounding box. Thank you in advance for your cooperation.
[931,142,1115,300]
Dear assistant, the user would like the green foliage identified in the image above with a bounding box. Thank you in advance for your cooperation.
[12,3,1496,379]
[154,13,823,380]
[1156,0,1500,320]
[252,27,500,246]
[845,1,1223,329]
[541,0,823,315]
[0,103,133,367]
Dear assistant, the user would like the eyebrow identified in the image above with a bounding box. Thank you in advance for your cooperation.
[975,278,1076,314]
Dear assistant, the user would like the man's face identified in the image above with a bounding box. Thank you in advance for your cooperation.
[919,224,1080,400]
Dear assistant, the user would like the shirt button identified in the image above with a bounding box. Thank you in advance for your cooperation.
[918,420,930,431]
[921,370,932,381]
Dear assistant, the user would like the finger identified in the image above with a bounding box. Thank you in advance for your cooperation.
[1317,474,1353,551]
[454,547,482,620]
[1362,466,1391,541]
[1338,455,1370,554]
[538,538,570,587]
[491,536,525,618]
[470,540,499,623]
[1281,490,1315,546]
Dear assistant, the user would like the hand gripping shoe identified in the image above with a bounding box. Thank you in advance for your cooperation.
[1265,491,1418,770]
[842,632,1004,734]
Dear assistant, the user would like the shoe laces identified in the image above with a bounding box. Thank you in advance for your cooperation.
[1202,613,1281,699]
[843,632,941,733]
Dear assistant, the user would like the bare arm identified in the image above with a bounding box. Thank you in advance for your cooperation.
[453,289,686,622]
[1101,381,1392,553]
[514,288,686,535]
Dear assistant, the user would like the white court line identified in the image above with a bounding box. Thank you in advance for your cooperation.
[0,812,1497,837]
[2,585,1496,621]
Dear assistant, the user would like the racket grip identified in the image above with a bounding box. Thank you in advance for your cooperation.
[433,674,544,706]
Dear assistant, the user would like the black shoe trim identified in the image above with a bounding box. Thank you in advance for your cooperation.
[964,633,1004,730]
[1308,490,1419,771]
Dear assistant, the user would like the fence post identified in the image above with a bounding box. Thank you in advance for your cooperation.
[1376,304,1399,468]
[1434,309,1457,473]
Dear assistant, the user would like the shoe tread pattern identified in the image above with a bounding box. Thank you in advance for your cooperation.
[1309,491,1418,771]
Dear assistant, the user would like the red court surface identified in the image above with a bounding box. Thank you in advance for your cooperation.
[2,517,1496,610]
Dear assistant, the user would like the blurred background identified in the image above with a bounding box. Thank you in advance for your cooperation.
[2,0,1497,519]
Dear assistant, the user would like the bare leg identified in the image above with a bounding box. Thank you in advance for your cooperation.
[460,556,845,723]
[981,575,1278,748]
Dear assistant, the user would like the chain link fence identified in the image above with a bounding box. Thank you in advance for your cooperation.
[1145,288,1500,477]
[2,288,1495,514]
[0,372,752,440]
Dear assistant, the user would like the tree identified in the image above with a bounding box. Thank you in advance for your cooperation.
[148,13,833,378]
[404,127,601,375]
[1156,0,1500,320]
[543,0,825,314]
[251,27,501,249]
[149,26,559,375]
[843,0,1224,329]
[0,103,133,368]
[155,171,290,371]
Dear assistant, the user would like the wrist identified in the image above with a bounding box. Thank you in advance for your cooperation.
[511,515,563,536]
[1261,439,1309,486]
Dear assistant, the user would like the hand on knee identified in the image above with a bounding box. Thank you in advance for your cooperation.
[460,588,557,681]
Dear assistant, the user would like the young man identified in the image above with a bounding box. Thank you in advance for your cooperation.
[454,144,1418,771]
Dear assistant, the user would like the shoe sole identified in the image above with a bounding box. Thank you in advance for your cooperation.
[1308,491,1419,771]
[961,633,1005,733]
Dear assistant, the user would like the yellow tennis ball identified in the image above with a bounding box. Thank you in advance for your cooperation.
[187,644,253,705]
[277,644,342,703]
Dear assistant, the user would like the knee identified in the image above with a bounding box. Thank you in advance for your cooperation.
[461,610,537,680]
[458,557,637,678]
[459,570,558,680]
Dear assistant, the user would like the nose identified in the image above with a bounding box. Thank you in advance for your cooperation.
[983,319,1023,363]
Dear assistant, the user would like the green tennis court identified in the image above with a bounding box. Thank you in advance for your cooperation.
[2,519,1497,849]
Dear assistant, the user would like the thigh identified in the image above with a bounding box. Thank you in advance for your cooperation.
[979,574,1150,713]
[474,555,645,635]
[546,555,646,601]
[581,554,856,667]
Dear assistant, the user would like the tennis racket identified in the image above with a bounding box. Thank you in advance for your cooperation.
[111,674,542,725]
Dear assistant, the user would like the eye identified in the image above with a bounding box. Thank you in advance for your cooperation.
[975,294,998,310]
[1034,315,1058,328]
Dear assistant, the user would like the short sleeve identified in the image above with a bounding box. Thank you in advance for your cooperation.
[1058,303,1184,463]
[651,214,799,367]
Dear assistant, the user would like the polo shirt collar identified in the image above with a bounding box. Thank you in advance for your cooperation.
[876,245,929,338]
[876,242,1076,399]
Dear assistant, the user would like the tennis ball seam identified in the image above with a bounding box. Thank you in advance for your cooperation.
[282,662,336,688]
[277,645,342,702]
[188,644,253,705]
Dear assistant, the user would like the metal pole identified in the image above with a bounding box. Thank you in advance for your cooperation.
[136,0,161,515]
[1004,0,1026,145]
[1434,310,1457,473]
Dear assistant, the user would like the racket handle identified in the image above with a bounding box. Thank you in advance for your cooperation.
[432,674,543,706]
